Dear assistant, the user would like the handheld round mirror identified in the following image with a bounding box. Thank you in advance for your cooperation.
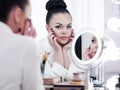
[71,28,103,70]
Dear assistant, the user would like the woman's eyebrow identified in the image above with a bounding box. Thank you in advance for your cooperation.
[67,23,72,25]
[55,23,72,26]
[55,23,62,25]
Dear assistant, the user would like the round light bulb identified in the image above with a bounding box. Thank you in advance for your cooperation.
[107,17,120,32]
[112,0,120,4]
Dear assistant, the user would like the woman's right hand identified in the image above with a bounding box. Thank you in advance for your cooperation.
[48,30,62,52]
[83,46,93,60]
[48,30,64,66]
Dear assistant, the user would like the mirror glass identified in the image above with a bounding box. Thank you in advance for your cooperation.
[71,28,103,70]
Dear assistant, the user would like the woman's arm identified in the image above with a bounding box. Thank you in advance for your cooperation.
[62,49,71,70]
[48,31,64,67]
[22,40,44,90]
[62,31,74,69]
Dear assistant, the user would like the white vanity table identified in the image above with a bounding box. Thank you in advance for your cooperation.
[44,83,105,90]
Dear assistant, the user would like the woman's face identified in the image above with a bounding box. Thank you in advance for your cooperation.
[20,3,31,33]
[90,36,98,56]
[48,13,73,45]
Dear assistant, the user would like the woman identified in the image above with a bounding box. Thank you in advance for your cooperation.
[83,36,98,60]
[39,0,97,81]
[38,0,83,81]
[0,0,44,90]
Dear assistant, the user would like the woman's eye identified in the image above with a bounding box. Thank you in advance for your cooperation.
[91,39,96,44]
[55,26,61,29]
[67,26,72,29]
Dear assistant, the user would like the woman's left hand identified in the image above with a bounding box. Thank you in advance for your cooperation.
[63,30,74,51]
[23,19,37,38]
[17,19,37,38]
[62,30,74,69]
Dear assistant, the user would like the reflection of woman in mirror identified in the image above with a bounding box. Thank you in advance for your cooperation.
[38,0,84,80]
[83,36,98,60]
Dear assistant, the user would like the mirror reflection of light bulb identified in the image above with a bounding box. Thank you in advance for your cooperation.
[107,17,120,32]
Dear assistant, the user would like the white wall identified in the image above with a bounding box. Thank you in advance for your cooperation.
[30,0,48,41]
[71,0,104,34]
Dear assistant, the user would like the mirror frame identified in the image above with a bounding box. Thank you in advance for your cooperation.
[71,28,103,70]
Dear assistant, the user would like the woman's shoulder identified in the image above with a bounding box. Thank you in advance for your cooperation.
[11,34,36,45]
[37,37,54,52]
[37,38,49,47]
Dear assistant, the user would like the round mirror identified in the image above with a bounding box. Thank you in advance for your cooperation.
[71,28,103,70]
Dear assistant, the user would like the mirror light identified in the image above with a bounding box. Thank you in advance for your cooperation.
[71,28,103,70]
[107,17,120,32]
[112,0,120,4]
[105,75,118,90]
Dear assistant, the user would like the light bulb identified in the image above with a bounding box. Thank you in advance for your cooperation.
[112,0,120,4]
[107,17,120,32]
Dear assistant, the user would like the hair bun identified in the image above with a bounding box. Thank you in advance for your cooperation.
[46,0,67,11]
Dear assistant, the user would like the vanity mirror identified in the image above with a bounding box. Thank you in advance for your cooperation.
[71,28,105,89]
[71,28,103,70]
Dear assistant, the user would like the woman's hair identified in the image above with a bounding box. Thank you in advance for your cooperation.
[46,0,71,24]
[0,0,29,23]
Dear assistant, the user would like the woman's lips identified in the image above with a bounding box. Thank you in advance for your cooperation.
[60,37,68,40]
